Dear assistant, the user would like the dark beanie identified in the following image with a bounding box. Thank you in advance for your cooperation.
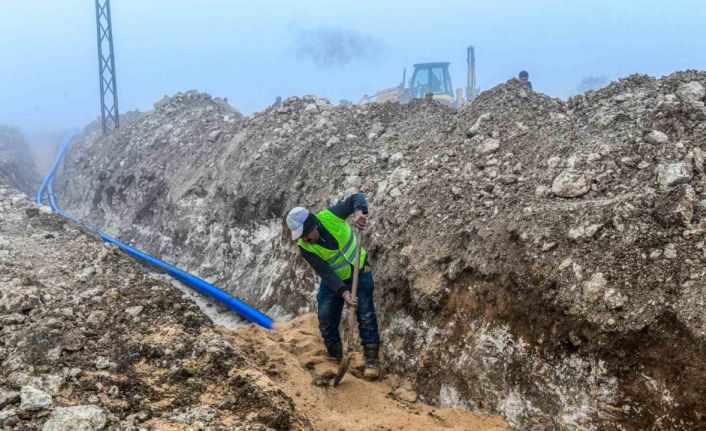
[302,213,318,236]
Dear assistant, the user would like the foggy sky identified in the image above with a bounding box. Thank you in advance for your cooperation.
[2,0,706,134]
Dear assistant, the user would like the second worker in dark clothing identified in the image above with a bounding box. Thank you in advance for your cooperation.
[519,70,533,89]
[286,193,381,379]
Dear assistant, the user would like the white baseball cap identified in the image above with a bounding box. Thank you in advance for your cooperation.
[286,207,310,240]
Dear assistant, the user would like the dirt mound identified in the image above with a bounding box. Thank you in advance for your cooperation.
[56,72,706,429]
[0,125,39,195]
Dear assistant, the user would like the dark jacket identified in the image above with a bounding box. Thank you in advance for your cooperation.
[298,193,369,295]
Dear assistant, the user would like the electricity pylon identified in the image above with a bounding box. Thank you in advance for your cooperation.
[95,0,119,134]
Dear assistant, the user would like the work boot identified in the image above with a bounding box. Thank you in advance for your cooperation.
[325,343,343,362]
[363,343,381,380]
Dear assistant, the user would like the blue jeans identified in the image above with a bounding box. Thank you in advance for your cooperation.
[317,271,380,346]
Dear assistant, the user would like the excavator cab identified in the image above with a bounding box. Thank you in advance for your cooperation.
[370,53,473,106]
[407,62,454,104]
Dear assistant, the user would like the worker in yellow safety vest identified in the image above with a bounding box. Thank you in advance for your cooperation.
[286,193,380,379]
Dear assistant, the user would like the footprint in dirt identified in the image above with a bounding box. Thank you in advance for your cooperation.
[286,327,350,386]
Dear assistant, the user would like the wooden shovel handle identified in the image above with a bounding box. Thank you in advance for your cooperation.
[350,229,363,299]
[342,229,363,358]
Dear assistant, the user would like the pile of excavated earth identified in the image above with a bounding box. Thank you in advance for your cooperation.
[2,70,704,430]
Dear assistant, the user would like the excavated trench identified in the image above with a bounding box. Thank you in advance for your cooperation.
[0,130,509,429]
[53,73,706,429]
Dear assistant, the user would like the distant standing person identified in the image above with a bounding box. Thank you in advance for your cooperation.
[519,71,533,89]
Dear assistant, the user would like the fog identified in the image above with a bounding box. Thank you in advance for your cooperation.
[2,0,706,135]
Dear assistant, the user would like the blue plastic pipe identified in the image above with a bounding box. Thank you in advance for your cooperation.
[36,130,79,205]
[37,131,274,330]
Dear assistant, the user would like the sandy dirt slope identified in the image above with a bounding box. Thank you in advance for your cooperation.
[225,314,510,431]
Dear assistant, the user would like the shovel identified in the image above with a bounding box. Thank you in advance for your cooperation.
[332,229,362,387]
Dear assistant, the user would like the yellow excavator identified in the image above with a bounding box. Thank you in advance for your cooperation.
[367,45,479,106]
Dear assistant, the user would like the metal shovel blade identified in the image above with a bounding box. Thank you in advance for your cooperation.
[332,354,351,387]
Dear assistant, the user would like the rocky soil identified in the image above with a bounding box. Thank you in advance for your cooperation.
[0,125,39,195]
[55,72,706,429]
[0,186,312,430]
[0,185,506,430]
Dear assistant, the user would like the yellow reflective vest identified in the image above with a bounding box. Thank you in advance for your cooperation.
[297,209,366,281]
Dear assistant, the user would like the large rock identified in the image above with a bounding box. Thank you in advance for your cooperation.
[19,386,52,411]
[0,389,19,408]
[644,130,669,145]
[653,184,695,226]
[676,81,705,103]
[583,272,607,302]
[0,313,26,325]
[689,147,705,175]
[42,405,106,431]
[568,223,603,241]
[478,137,500,154]
[551,169,592,198]
[657,161,692,187]
[0,290,39,313]
[0,407,16,423]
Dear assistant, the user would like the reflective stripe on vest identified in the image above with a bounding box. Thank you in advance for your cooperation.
[327,232,355,269]
[297,209,366,281]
